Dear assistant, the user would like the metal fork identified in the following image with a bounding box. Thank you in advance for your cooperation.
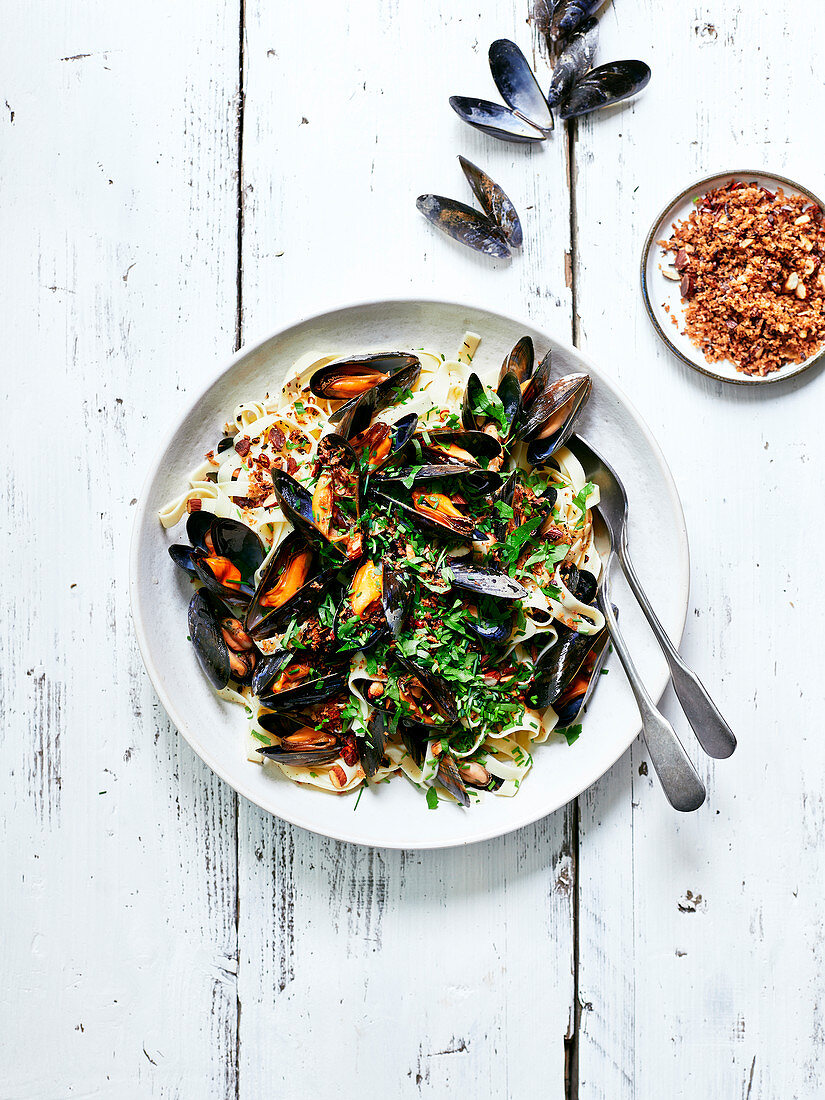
[568,434,736,761]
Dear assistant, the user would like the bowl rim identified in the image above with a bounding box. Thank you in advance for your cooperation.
[640,168,825,386]
[129,294,690,847]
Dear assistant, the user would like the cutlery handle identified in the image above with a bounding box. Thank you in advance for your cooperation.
[598,576,706,812]
[617,530,736,760]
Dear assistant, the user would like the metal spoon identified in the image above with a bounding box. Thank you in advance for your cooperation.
[595,512,706,812]
[568,435,736,760]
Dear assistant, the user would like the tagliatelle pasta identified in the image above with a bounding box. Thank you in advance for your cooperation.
[160,331,608,808]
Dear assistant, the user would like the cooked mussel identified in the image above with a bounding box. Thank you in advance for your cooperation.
[435,753,470,807]
[488,39,554,134]
[357,709,388,778]
[349,413,418,472]
[416,429,503,469]
[547,16,598,107]
[553,613,612,726]
[559,61,651,120]
[499,336,534,386]
[254,651,349,711]
[271,435,363,560]
[373,482,482,542]
[518,373,591,464]
[188,589,257,690]
[256,713,342,768]
[458,156,523,248]
[448,97,546,144]
[527,625,604,710]
[244,532,332,640]
[333,558,410,652]
[310,353,419,401]
[329,358,422,438]
[395,655,460,730]
[462,371,522,444]
[171,513,266,607]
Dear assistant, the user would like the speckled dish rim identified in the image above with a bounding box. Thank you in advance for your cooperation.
[640,169,825,386]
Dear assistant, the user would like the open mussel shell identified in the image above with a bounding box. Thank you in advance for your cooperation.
[395,654,460,728]
[445,559,528,601]
[553,611,613,727]
[488,39,554,134]
[256,713,342,767]
[375,484,481,542]
[435,754,470,807]
[188,590,231,690]
[519,349,553,412]
[416,195,510,259]
[560,562,597,604]
[255,652,349,711]
[464,597,514,645]
[528,623,606,711]
[186,513,266,582]
[330,359,422,438]
[560,61,651,120]
[177,513,266,606]
[169,543,198,577]
[357,709,388,779]
[244,532,332,640]
[519,373,592,463]
[417,429,503,468]
[548,0,601,42]
[458,155,523,248]
[449,96,546,144]
[547,16,599,107]
[350,413,418,473]
[310,352,419,401]
[499,336,534,386]
[462,371,522,442]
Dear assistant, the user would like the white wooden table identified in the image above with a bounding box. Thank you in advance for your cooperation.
[3,1,823,1096]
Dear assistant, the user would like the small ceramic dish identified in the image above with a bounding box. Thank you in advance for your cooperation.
[641,169,825,386]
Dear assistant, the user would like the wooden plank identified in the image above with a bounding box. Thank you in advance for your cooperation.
[237,1,577,1096]
[0,1,241,1094]
[574,1,825,1095]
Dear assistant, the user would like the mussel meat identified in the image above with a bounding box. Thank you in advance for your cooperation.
[254,651,349,711]
[310,353,419,401]
[171,513,266,607]
[349,413,418,472]
[518,373,592,463]
[332,558,408,653]
[488,39,554,134]
[416,429,503,469]
[188,589,257,690]
[559,61,651,120]
[271,435,363,560]
[244,532,332,640]
[256,715,342,768]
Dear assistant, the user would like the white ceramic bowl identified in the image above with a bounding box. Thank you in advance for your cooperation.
[130,298,689,848]
[641,169,825,385]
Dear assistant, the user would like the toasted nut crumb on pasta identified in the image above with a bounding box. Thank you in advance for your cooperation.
[659,181,825,376]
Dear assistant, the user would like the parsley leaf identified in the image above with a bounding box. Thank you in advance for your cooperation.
[560,724,582,746]
[426,787,439,809]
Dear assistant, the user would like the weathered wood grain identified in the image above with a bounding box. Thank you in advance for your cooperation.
[574,1,825,1096]
[237,1,576,1096]
[0,1,242,1095]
